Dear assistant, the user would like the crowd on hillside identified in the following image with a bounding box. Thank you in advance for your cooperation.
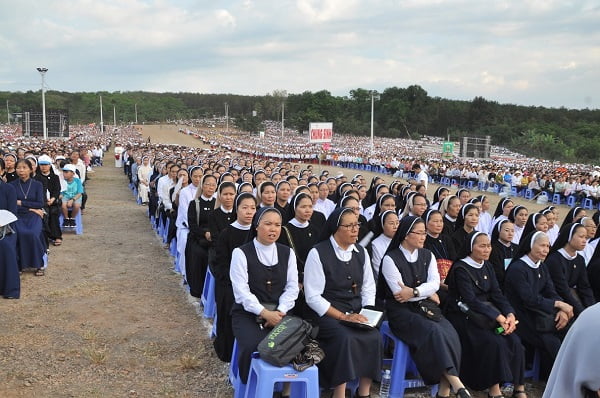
[2,121,599,397]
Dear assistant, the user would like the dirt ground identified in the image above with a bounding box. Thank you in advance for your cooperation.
[0,124,551,398]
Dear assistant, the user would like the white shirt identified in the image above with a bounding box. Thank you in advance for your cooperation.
[157,174,175,210]
[416,170,429,189]
[370,234,392,279]
[304,236,376,316]
[313,198,335,219]
[381,246,440,301]
[512,224,524,245]
[477,211,492,237]
[230,239,299,315]
[363,203,376,221]
[175,183,198,229]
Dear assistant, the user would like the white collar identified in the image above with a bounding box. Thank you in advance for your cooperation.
[330,235,358,253]
[200,194,212,201]
[220,205,233,214]
[445,214,457,222]
[558,248,578,260]
[290,218,309,228]
[521,254,541,269]
[463,256,484,269]
[231,221,251,230]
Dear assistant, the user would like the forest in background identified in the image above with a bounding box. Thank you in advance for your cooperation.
[1,86,599,163]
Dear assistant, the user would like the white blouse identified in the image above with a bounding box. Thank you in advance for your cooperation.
[381,246,440,301]
[304,236,376,317]
[230,238,299,316]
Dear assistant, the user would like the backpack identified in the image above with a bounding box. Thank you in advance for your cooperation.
[257,316,316,367]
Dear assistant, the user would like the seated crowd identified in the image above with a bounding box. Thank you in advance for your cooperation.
[115,125,600,398]
[0,125,111,298]
[3,120,599,397]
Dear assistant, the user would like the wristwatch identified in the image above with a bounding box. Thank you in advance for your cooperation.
[413,288,419,297]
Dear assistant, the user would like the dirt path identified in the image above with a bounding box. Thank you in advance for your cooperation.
[0,147,229,397]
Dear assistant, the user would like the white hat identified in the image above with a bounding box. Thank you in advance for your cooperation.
[0,210,17,227]
[37,155,52,165]
[62,164,77,173]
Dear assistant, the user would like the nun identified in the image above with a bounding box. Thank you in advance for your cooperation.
[304,207,381,398]
[379,216,471,398]
[0,210,20,298]
[545,223,596,317]
[488,219,518,291]
[212,192,255,362]
[445,231,526,398]
[504,231,574,374]
[230,206,299,385]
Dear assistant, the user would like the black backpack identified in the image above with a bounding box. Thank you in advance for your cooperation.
[257,316,316,367]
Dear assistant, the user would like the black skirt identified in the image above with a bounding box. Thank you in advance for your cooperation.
[315,315,382,388]
[231,307,270,384]
[387,302,461,385]
[447,312,525,390]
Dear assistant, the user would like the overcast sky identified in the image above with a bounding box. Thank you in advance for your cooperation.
[1,0,599,109]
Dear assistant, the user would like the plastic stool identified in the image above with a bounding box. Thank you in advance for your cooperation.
[380,321,428,398]
[524,189,534,200]
[201,268,216,318]
[169,238,178,257]
[211,312,218,338]
[583,198,595,210]
[245,352,320,398]
[59,210,83,235]
[229,340,246,398]
[552,194,563,205]
[566,195,577,207]
[524,348,541,381]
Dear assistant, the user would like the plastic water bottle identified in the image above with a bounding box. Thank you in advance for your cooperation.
[379,369,391,398]
[457,301,469,313]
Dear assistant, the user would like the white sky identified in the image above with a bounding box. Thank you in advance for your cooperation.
[1,0,599,109]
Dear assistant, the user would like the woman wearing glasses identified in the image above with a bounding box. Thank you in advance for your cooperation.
[379,216,471,398]
[304,207,381,398]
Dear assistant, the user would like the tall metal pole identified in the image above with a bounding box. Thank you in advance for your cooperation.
[281,102,284,138]
[113,105,116,126]
[37,67,48,139]
[6,100,9,124]
[135,103,138,123]
[370,92,375,153]
[99,95,104,133]
[225,102,229,132]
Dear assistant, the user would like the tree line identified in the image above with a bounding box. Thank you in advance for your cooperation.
[1,86,599,163]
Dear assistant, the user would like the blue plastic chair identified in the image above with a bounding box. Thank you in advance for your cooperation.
[244,352,320,398]
[201,268,216,318]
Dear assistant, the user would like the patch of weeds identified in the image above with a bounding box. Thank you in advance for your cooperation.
[179,353,200,370]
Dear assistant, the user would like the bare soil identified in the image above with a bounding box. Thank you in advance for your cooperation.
[0,125,548,398]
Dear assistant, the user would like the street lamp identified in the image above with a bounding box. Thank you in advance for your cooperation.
[224,102,229,132]
[370,90,379,153]
[37,67,48,139]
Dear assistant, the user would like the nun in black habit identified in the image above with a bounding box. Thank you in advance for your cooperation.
[504,231,574,375]
[379,216,471,398]
[445,231,526,397]
[304,207,381,398]
[212,192,255,362]
[230,206,299,384]
[545,223,596,317]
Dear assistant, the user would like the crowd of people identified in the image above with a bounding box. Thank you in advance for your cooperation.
[2,119,599,397]
[0,123,112,298]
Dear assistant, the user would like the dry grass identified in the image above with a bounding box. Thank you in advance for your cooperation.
[83,344,108,365]
[179,353,201,370]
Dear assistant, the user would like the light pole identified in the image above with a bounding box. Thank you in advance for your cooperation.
[135,103,138,124]
[37,67,48,139]
[281,102,285,138]
[224,102,229,132]
[370,90,379,153]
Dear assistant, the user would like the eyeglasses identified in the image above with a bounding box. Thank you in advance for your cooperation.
[413,202,428,207]
[340,222,362,230]
[409,231,427,236]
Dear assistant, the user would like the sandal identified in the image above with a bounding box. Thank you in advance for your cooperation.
[53,239,62,246]
[34,269,45,276]
[456,388,472,398]
[512,390,527,398]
